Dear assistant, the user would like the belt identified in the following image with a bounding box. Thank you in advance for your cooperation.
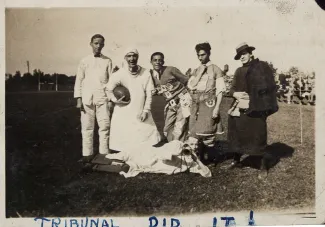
[189,87,216,94]
[190,89,216,103]
[167,89,190,107]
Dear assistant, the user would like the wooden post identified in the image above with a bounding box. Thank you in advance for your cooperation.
[299,73,303,145]
[38,72,40,91]
[56,74,58,91]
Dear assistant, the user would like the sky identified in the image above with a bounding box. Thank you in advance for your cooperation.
[4,0,325,76]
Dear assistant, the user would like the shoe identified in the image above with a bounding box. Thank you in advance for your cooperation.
[78,155,95,164]
[91,154,112,165]
[222,161,242,170]
[153,138,168,148]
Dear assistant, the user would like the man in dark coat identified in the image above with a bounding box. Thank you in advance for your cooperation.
[226,42,278,179]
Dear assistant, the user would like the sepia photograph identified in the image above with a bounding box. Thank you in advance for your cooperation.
[2,0,325,225]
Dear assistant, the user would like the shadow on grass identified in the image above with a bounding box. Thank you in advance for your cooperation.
[212,140,295,170]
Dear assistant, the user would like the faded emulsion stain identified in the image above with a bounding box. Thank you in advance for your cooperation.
[204,13,220,24]
[143,0,170,17]
[253,0,298,15]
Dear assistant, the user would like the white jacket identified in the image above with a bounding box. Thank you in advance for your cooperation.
[74,54,113,105]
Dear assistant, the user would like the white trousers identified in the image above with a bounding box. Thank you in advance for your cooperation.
[81,102,111,156]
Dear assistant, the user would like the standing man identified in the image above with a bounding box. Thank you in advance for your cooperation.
[150,52,191,145]
[74,34,113,163]
[227,42,278,179]
[187,42,226,161]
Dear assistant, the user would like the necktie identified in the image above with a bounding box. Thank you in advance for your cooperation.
[189,65,208,89]
[201,65,208,76]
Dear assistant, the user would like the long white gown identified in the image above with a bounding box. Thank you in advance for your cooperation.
[106,66,161,152]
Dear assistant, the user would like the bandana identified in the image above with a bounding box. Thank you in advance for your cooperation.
[124,47,139,56]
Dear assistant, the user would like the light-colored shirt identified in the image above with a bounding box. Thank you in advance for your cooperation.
[74,54,113,105]
[188,61,226,96]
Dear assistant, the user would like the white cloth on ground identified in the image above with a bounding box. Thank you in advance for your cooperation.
[105,140,212,178]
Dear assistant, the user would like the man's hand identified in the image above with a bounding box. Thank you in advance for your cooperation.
[138,111,148,122]
[111,96,130,105]
[76,98,85,112]
[212,107,220,119]
[233,92,249,100]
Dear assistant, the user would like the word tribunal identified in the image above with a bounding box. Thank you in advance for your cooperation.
[34,211,255,227]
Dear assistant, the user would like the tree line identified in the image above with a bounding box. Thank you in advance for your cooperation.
[5,63,315,93]
[5,69,76,92]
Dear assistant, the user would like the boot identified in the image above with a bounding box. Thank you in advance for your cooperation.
[153,136,168,148]
[223,153,242,169]
[78,154,95,164]
[204,145,221,166]
[197,140,207,163]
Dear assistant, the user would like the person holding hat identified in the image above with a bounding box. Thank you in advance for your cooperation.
[187,42,226,162]
[105,48,161,152]
[74,34,113,163]
[227,42,278,179]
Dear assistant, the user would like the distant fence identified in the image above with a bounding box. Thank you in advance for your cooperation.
[5,84,74,92]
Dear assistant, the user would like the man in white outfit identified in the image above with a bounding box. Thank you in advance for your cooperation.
[106,48,161,152]
[74,34,113,162]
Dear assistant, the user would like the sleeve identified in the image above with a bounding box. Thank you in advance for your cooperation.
[73,59,85,98]
[263,62,277,90]
[107,58,113,79]
[215,77,226,96]
[143,72,155,113]
[105,71,122,101]
[213,65,224,79]
[229,69,240,96]
[171,67,189,85]
[186,68,197,90]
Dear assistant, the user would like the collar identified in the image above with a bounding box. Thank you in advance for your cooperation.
[243,58,258,67]
[152,66,167,78]
[93,53,102,58]
[204,61,212,67]
[199,61,212,68]
[129,65,142,75]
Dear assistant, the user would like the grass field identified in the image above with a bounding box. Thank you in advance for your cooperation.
[5,92,315,217]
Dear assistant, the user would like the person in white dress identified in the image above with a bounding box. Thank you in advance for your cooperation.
[105,48,161,152]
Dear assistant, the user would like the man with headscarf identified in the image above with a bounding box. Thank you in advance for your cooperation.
[149,52,191,145]
[105,48,161,152]
[227,42,278,179]
[74,34,113,163]
[187,42,226,162]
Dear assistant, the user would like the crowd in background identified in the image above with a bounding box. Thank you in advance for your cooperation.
[274,73,315,105]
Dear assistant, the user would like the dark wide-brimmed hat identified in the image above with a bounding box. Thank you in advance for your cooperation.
[234,42,255,60]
